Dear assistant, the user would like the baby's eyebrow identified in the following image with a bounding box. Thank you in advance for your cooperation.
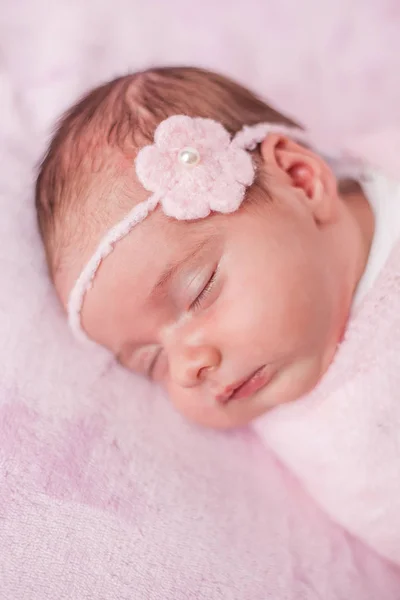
[149,235,215,301]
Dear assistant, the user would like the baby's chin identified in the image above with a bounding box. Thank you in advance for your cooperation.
[176,403,267,430]
[169,385,287,430]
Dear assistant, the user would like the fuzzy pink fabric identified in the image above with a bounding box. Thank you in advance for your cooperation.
[255,239,400,566]
[1,1,400,598]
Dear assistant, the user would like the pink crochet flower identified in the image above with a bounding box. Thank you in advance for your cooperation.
[135,115,255,220]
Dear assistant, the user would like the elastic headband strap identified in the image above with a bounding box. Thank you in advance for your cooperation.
[68,194,159,341]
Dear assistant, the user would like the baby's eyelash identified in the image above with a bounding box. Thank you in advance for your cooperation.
[190,269,218,311]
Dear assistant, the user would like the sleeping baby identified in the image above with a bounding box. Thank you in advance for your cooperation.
[35,66,400,564]
[35,66,399,429]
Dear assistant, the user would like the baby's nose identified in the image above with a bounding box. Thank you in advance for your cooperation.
[169,344,221,388]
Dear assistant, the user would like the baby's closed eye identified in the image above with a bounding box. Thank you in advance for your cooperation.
[145,266,220,378]
[189,267,219,311]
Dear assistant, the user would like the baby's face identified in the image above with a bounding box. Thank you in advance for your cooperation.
[58,136,364,429]
[67,169,352,429]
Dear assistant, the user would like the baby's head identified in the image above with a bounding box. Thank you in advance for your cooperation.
[36,67,369,428]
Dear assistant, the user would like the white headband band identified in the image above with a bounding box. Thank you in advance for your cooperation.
[67,116,360,342]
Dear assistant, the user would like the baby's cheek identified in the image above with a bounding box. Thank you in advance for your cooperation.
[165,381,218,426]
[167,380,199,413]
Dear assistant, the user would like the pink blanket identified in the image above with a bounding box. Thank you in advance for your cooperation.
[2,0,400,597]
[255,238,400,565]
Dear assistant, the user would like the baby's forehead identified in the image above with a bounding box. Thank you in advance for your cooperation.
[115,208,216,268]
[93,197,212,270]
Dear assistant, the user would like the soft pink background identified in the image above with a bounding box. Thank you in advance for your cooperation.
[1,1,400,598]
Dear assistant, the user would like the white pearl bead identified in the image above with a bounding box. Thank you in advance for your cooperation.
[178,146,200,167]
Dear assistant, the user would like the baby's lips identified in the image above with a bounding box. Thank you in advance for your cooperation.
[215,365,272,404]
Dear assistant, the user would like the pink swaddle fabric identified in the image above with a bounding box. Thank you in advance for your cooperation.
[255,238,400,565]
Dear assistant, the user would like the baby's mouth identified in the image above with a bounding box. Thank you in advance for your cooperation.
[216,365,274,404]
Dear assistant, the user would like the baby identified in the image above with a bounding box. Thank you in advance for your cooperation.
[36,66,391,430]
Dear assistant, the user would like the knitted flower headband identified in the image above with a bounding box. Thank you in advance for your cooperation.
[67,115,356,342]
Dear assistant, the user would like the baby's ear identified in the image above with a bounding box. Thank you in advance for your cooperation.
[260,134,339,225]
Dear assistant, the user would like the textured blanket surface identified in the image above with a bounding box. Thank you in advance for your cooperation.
[255,238,400,566]
[1,1,400,598]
